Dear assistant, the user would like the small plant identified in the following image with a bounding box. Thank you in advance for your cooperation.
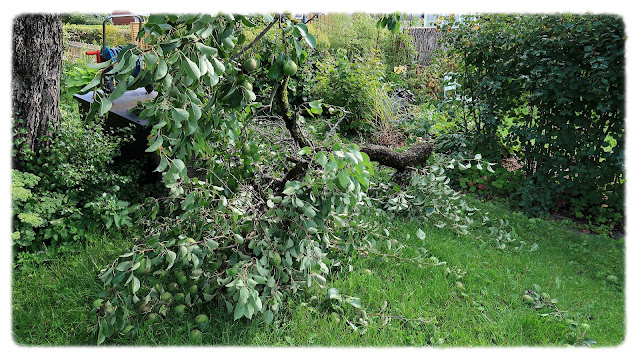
[84,188,138,230]
[12,170,46,248]
[364,86,408,148]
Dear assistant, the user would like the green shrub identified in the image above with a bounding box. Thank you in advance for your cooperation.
[457,166,527,199]
[11,169,85,252]
[63,24,131,46]
[12,58,146,267]
[441,14,625,228]
[12,113,140,266]
[314,49,386,134]
[318,13,379,59]
[62,13,106,25]
[379,29,416,77]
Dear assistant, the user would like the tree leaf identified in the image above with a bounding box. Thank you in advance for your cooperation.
[154,57,168,80]
[172,159,186,174]
[205,239,219,251]
[303,32,317,49]
[99,97,112,116]
[145,135,163,153]
[165,250,176,270]
[108,79,127,101]
[172,108,190,126]
[115,261,132,271]
[183,56,201,81]
[263,309,274,324]
[155,155,168,172]
[195,42,218,56]
[234,302,245,320]
[79,73,101,93]
[338,170,350,188]
[267,62,281,80]
[131,276,141,294]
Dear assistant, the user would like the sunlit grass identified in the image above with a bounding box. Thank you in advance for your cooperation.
[12,198,625,346]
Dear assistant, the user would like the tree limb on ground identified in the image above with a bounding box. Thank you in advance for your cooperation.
[359,140,434,172]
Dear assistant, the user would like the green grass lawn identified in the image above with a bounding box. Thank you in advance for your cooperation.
[12,198,625,346]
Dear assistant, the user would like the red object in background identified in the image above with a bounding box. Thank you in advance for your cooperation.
[86,50,102,63]
[112,10,134,25]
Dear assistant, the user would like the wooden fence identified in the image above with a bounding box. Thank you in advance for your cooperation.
[407,27,445,65]
[64,40,100,61]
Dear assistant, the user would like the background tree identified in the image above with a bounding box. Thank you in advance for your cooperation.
[12,14,63,162]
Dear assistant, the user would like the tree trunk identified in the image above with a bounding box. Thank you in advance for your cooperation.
[12,14,63,159]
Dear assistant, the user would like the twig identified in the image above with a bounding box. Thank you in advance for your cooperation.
[230,17,279,62]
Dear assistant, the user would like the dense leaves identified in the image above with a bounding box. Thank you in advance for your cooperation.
[442,14,625,227]
[78,13,534,345]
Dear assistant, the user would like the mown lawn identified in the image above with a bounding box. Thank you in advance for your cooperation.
[12,198,625,346]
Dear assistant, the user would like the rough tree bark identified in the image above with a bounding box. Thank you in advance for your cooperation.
[12,14,63,160]
[359,140,434,172]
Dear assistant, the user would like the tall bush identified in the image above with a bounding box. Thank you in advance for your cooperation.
[444,14,625,227]
[314,49,386,134]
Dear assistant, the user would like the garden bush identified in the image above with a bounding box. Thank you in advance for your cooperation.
[314,49,386,134]
[63,24,131,46]
[12,114,139,269]
[62,13,106,25]
[11,58,146,269]
[440,14,625,228]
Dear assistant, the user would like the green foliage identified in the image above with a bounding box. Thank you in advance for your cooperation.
[314,49,386,134]
[319,13,379,59]
[16,114,129,193]
[12,57,146,266]
[62,13,106,25]
[11,168,83,253]
[370,153,529,250]
[241,18,325,108]
[63,24,131,46]
[456,165,526,199]
[379,30,416,78]
[84,192,138,230]
[441,14,625,228]
[65,63,101,95]
[376,13,403,34]
[12,170,43,247]
[77,13,351,344]
[92,142,374,343]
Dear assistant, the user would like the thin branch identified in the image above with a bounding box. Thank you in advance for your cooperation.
[230,17,279,62]
[304,13,320,24]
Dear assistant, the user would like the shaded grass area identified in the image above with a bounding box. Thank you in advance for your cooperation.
[12,199,625,346]
[11,231,133,345]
